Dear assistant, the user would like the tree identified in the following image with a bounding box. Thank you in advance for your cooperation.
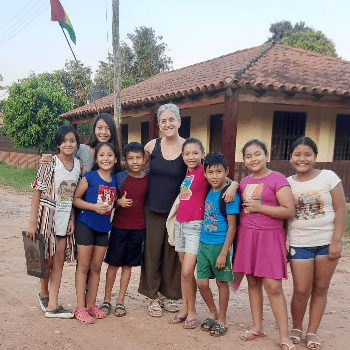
[281,30,338,57]
[267,20,338,57]
[94,26,173,92]
[2,76,72,153]
[44,60,93,108]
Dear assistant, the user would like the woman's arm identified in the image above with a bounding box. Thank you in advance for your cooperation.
[329,182,347,260]
[73,177,109,214]
[243,186,295,219]
[143,139,156,169]
[26,189,42,242]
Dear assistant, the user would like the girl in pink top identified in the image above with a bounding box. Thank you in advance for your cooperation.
[233,139,296,350]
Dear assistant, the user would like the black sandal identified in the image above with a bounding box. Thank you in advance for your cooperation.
[115,303,126,317]
[100,301,112,315]
[200,318,216,332]
[210,321,228,337]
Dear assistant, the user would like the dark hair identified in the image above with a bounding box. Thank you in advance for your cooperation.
[92,142,121,174]
[87,113,121,173]
[182,138,205,153]
[55,125,80,149]
[123,142,145,158]
[242,139,268,157]
[203,152,228,171]
[290,137,318,156]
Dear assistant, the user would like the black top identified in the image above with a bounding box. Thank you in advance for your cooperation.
[146,138,187,213]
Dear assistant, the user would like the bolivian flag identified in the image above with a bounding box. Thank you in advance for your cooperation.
[50,0,76,44]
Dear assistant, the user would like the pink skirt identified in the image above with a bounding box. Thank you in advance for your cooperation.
[233,225,288,280]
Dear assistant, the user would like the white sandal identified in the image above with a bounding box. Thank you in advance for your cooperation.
[159,297,179,313]
[290,328,303,344]
[280,342,296,350]
[306,333,321,350]
[148,300,162,317]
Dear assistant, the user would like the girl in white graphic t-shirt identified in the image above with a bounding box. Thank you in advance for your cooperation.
[26,125,81,319]
[287,137,347,350]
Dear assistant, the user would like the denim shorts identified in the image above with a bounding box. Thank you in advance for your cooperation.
[289,245,330,260]
[174,219,202,255]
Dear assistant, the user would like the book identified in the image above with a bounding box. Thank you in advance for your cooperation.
[22,231,46,279]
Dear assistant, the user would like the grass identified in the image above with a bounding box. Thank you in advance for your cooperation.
[344,210,350,245]
[0,161,37,193]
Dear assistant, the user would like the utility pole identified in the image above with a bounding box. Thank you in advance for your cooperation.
[112,0,123,160]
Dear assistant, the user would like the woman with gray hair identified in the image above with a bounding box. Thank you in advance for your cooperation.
[138,103,186,317]
[139,103,237,318]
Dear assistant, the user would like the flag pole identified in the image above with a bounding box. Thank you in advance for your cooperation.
[60,26,77,61]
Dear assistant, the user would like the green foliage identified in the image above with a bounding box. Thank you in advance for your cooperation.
[0,161,37,193]
[281,30,338,57]
[77,122,92,135]
[0,126,7,136]
[267,20,338,58]
[2,76,72,153]
[94,26,172,92]
[40,60,93,108]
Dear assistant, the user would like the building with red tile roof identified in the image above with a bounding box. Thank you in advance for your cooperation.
[60,43,350,179]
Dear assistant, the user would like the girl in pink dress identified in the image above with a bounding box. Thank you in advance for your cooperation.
[233,139,296,350]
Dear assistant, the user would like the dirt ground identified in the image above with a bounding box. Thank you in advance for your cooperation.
[0,187,349,350]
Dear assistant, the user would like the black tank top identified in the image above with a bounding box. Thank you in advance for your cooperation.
[146,138,187,213]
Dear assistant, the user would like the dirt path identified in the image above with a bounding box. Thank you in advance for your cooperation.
[0,187,349,350]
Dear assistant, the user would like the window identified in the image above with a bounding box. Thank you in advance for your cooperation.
[179,116,191,138]
[333,114,350,160]
[141,121,149,146]
[210,114,222,152]
[271,111,306,160]
[122,124,128,149]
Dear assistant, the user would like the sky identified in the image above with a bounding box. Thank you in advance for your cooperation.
[1,0,350,100]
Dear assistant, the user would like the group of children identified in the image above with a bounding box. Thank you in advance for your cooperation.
[26,112,346,350]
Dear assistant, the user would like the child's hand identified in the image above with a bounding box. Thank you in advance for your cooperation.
[243,199,261,213]
[117,192,133,208]
[222,181,238,203]
[26,221,37,242]
[39,154,52,165]
[67,219,74,235]
[94,202,109,214]
[328,241,342,260]
[215,254,226,269]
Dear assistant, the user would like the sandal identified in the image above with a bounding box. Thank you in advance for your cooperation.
[200,318,216,332]
[280,342,296,350]
[168,315,186,324]
[183,318,197,329]
[159,297,179,313]
[100,301,112,315]
[239,330,266,341]
[148,300,162,317]
[210,321,228,337]
[306,333,321,350]
[88,304,106,319]
[74,308,94,324]
[115,303,126,317]
[290,328,303,344]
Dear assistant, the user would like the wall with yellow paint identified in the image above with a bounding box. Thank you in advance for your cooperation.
[121,103,350,162]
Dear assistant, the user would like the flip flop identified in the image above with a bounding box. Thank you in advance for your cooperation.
[200,318,216,332]
[100,301,112,315]
[115,303,126,317]
[183,318,197,329]
[239,330,266,341]
[210,321,228,337]
[168,315,186,324]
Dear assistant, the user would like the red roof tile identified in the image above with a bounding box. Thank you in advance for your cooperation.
[60,43,350,119]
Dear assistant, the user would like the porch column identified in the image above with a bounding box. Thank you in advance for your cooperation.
[148,106,158,140]
[222,88,238,180]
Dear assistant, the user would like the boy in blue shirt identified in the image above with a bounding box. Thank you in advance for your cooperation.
[197,152,240,337]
